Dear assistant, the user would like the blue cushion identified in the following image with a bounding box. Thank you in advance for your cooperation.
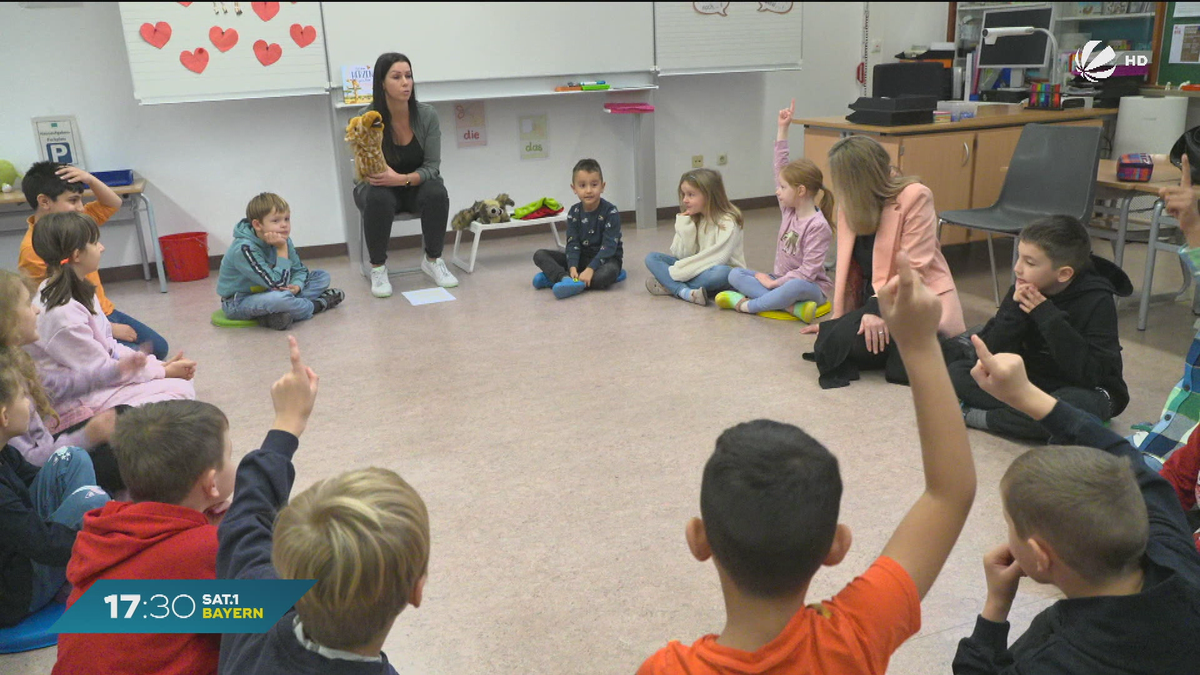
[0,602,65,654]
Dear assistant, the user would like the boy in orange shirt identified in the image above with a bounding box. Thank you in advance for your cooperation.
[19,162,169,359]
[638,254,976,675]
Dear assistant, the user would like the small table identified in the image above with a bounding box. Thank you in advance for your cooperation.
[0,177,168,293]
[451,213,566,274]
[1092,159,1194,330]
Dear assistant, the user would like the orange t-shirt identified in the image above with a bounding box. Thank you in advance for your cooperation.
[637,556,920,675]
[19,200,119,315]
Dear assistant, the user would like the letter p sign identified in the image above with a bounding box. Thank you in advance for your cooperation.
[47,143,74,164]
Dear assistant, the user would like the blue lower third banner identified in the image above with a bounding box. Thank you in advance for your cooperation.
[51,579,315,633]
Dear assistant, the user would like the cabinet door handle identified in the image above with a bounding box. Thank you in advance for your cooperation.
[961,141,971,167]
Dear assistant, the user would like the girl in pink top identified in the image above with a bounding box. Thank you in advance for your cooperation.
[25,213,196,433]
[718,100,833,323]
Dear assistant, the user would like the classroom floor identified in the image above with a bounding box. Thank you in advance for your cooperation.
[3,206,1196,675]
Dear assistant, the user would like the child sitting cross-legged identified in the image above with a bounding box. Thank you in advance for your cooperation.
[52,399,236,675]
[217,337,429,675]
[216,193,344,331]
[532,158,625,299]
[638,253,976,675]
[952,338,1200,674]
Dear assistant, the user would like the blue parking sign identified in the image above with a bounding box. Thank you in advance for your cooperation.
[47,142,74,164]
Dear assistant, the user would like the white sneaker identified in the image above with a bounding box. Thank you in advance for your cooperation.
[370,265,392,298]
[422,257,459,288]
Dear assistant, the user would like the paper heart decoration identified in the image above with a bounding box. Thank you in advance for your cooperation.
[178,2,192,5]
[139,22,172,49]
[251,2,279,21]
[290,24,316,48]
[253,40,282,66]
[209,26,238,52]
[180,48,209,73]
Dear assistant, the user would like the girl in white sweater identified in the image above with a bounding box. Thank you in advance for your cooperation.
[644,168,746,306]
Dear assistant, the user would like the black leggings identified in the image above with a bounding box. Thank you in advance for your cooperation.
[355,179,449,265]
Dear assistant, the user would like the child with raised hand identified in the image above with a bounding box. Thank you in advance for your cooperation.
[952,337,1200,675]
[717,99,833,322]
[0,351,109,628]
[1,270,145,496]
[644,168,746,306]
[638,253,976,675]
[532,158,625,299]
[19,162,170,359]
[25,212,196,434]
[218,337,429,675]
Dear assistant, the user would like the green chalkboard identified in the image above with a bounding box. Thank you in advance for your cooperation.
[1158,3,1200,85]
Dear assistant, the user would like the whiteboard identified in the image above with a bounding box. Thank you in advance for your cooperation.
[118,2,329,104]
[654,2,803,75]
[321,2,654,97]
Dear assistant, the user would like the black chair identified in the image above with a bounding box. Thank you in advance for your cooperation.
[938,123,1102,306]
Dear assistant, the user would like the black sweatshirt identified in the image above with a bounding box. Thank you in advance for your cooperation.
[979,255,1132,415]
[952,402,1200,675]
[216,431,399,675]
[0,444,79,627]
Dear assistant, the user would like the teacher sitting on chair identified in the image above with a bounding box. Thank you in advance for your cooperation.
[355,52,457,298]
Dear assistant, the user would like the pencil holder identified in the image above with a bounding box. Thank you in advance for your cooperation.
[1027,83,1062,110]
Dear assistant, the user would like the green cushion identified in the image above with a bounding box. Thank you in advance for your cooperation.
[211,309,257,328]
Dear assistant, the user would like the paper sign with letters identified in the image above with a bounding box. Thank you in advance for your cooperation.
[455,101,487,148]
[519,114,549,160]
[33,116,86,169]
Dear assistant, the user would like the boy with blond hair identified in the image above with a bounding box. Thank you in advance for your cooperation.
[53,399,235,675]
[216,193,344,331]
[217,337,428,675]
[638,254,976,675]
[952,338,1200,674]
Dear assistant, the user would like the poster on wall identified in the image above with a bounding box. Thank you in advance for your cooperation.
[456,102,487,148]
[519,114,548,160]
[32,116,86,169]
[1170,23,1200,63]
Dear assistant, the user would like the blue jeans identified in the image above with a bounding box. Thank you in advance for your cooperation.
[108,309,169,361]
[728,268,826,313]
[223,270,331,323]
[644,252,733,297]
[29,447,109,612]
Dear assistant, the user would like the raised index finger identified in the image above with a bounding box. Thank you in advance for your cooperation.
[970,334,994,364]
[287,335,304,373]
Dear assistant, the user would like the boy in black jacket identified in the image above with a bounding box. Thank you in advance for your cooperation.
[952,338,1200,675]
[947,215,1131,441]
[217,337,429,675]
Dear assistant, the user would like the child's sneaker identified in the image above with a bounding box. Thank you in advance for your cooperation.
[258,312,293,331]
[680,287,708,306]
[533,272,553,290]
[793,300,832,323]
[312,288,345,314]
[715,291,745,310]
[615,269,627,283]
[645,277,672,296]
[552,278,586,300]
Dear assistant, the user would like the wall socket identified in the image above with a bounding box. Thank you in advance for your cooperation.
[691,155,703,168]
[717,153,728,166]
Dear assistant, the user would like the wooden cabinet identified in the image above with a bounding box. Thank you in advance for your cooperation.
[798,109,1111,245]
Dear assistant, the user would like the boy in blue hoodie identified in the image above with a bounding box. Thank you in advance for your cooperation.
[216,193,344,330]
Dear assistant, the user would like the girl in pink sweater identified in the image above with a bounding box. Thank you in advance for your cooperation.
[25,213,196,433]
[717,100,833,322]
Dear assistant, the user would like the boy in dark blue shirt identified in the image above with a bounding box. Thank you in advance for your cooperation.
[532,159,625,299]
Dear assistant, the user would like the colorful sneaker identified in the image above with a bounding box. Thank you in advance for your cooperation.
[645,277,672,296]
[552,278,586,300]
[257,312,294,331]
[422,257,459,288]
[370,265,392,298]
[533,272,554,290]
[715,291,745,310]
[793,300,832,323]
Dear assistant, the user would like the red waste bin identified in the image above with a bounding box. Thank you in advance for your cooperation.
[158,232,210,282]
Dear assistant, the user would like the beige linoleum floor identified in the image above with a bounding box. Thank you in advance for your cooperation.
[3,207,1196,674]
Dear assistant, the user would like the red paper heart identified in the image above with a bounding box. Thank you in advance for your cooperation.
[139,22,171,49]
[289,23,316,48]
[209,26,238,52]
[178,2,192,6]
[180,48,209,73]
[253,40,282,66]
[251,2,279,21]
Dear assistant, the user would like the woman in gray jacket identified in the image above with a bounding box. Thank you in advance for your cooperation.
[355,52,456,298]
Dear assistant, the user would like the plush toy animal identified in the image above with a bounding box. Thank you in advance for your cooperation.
[451,193,515,231]
[345,110,387,182]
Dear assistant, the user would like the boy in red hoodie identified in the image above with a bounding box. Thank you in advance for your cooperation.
[52,400,235,675]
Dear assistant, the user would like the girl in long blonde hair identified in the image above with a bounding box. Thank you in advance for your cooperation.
[718,99,834,322]
[644,168,747,306]
[804,135,965,388]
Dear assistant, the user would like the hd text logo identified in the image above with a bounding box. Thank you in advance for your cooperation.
[1072,41,1149,83]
